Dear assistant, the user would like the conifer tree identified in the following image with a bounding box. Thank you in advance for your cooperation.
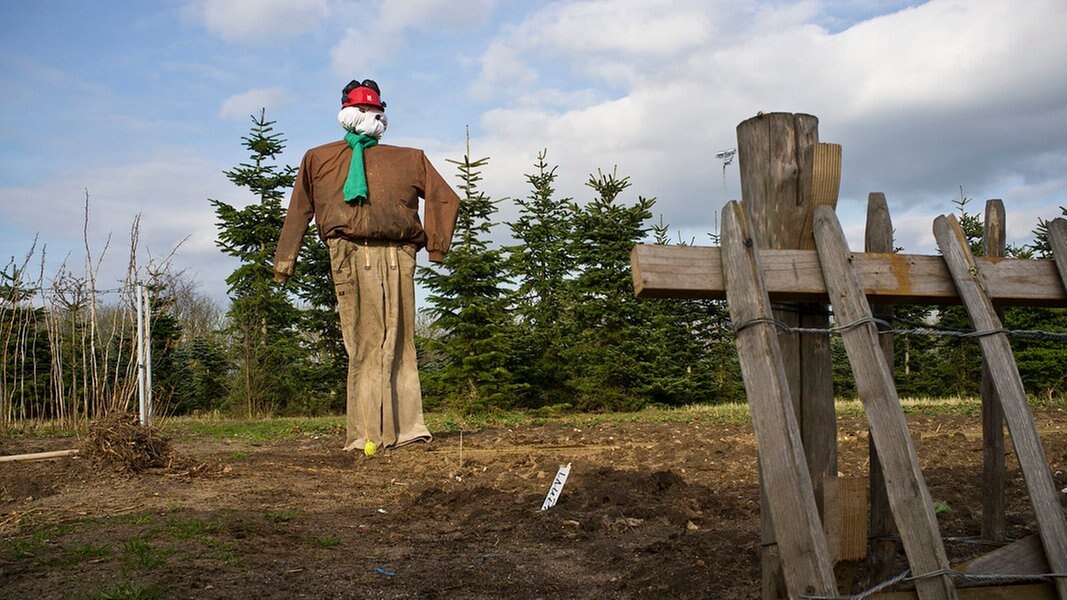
[505,150,575,406]
[642,217,742,405]
[562,168,655,410]
[1008,206,1067,400]
[210,109,302,415]
[418,140,523,412]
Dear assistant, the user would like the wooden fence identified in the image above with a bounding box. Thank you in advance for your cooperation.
[631,112,1067,600]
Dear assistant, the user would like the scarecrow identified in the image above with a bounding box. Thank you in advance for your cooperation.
[273,79,460,456]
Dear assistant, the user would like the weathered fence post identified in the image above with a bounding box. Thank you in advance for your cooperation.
[863,192,899,583]
[934,214,1067,600]
[982,199,1007,542]
[736,112,835,598]
[816,206,958,600]
[722,201,839,599]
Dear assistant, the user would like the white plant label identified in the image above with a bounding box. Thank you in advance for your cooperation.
[541,463,571,511]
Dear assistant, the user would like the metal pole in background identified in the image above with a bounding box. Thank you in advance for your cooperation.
[143,285,153,427]
[136,283,146,425]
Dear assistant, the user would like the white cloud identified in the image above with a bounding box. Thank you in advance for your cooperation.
[0,158,246,304]
[219,86,289,120]
[471,0,714,98]
[330,28,402,76]
[329,0,497,75]
[375,0,496,32]
[187,0,331,42]
[462,0,1067,255]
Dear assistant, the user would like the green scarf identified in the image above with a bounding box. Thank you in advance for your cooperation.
[343,131,379,205]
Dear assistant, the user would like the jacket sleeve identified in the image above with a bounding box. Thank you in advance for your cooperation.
[273,151,316,283]
[419,151,461,263]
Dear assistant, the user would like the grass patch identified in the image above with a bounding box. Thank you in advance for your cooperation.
[310,534,340,548]
[162,415,343,442]
[2,536,44,560]
[6,396,1064,442]
[88,579,166,600]
[0,517,105,567]
[266,510,297,524]
[115,513,157,526]
[206,538,244,566]
[0,422,80,439]
[59,541,112,566]
[164,516,222,541]
[121,539,167,570]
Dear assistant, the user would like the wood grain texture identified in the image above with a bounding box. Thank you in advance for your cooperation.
[864,192,899,582]
[737,112,819,250]
[737,111,823,600]
[960,534,1049,579]
[721,201,838,599]
[838,476,869,562]
[799,143,842,251]
[814,206,957,600]
[933,214,1067,600]
[630,244,1066,306]
[981,199,1007,543]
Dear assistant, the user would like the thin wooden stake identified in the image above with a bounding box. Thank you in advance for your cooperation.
[721,201,838,599]
[981,199,1007,542]
[864,192,899,583]
[1048,218,1067,291]
[933,213,1067,600]
[813,205,956,600]
[0,449,80,463]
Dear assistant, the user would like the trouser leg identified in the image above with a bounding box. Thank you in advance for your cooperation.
[329,239,430,451]
[390,244,431,447]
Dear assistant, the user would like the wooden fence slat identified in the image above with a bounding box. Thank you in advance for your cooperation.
[813,205,957,600]
[798,141,841,532]
[981,199,1007,542]
[721,200,838,599]
[1048,218,1067,290]
[933,214,1067,600]
[630,245,1066,306]
[799,143,843,251]
[864,192,899,583]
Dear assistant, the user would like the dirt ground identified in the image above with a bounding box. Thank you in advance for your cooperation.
[2,409,1066,599]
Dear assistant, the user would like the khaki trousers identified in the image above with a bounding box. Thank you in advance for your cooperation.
[327,238,432,451]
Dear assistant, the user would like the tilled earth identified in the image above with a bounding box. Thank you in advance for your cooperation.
[2,410,1066,599]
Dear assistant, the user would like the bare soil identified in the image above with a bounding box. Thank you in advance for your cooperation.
[2,410,1066,599]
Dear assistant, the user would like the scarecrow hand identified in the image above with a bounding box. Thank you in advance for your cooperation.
[273,271,290,286]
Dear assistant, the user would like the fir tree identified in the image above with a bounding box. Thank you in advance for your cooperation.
[562,167,656,410]
[418,139,523,412]
[505,150,575,406]
[642,216,742,405]
[210,109,302,415]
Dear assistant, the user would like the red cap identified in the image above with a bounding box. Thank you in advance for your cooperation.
[342,86,384,110]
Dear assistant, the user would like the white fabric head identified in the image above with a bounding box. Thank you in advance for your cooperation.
[338,106,388,139]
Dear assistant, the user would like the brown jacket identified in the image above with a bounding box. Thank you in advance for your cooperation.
[273,141,461,281]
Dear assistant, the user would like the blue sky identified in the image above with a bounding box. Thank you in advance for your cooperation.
[2,0,1066,307]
